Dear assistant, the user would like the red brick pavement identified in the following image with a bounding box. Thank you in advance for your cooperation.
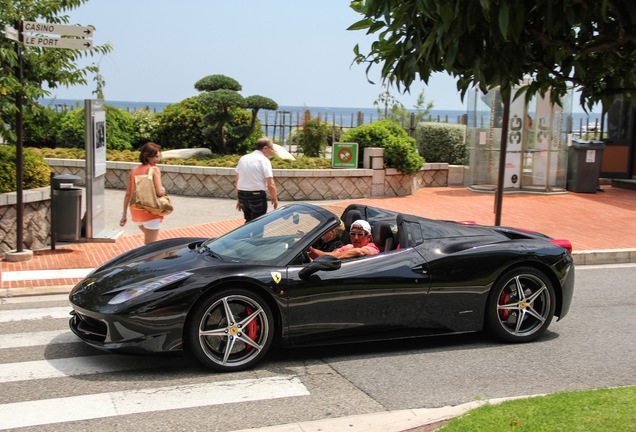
[2,186,635,290]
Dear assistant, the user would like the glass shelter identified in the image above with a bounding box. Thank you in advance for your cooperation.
[464,84,574,193]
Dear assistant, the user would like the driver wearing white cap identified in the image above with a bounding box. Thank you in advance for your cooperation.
[308,219,379,259]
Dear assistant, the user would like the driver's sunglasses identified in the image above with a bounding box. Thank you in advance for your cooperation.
[350,232,366,237]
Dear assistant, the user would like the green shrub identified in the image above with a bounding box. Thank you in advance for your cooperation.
[340,120,424,173]
[416,122,468,164]
[131,109,160,149]
[0,146,51,193]
[54,105,135,150]
[104,106,135,150]
[294,115,329,157]
[384,137,425,174]
[155,97,210,150]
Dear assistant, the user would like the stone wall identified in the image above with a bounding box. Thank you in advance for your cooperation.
[0,188,50,256]
[46,159,451,200]
[0,160,453,255]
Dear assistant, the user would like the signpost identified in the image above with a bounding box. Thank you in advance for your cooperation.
[2,21,93,260]
[22,36,93,50]
[3,25,19,41]
[23,21,94,37]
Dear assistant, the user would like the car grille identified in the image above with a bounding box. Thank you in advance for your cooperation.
[71,311,107,343]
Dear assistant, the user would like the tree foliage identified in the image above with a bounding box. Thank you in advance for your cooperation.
[0,0,113,144]
[195,74,277,154]
[349,0,636,110]
[374,84,434,125]
[54,105,134,150]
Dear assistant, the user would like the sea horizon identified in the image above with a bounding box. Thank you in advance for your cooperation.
[40,98,603,116]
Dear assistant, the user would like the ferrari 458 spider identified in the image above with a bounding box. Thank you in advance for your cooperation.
[69,203,574,372]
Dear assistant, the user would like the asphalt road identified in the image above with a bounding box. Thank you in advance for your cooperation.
[0,264,634,431]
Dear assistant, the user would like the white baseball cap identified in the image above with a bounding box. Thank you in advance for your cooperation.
[350,219,371,235]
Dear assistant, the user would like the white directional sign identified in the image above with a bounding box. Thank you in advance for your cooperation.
[22,35,93,50]
[3,25,19,41]
[23,21,94,37]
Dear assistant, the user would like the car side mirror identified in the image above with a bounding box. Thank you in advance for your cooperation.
[298,255,341,280]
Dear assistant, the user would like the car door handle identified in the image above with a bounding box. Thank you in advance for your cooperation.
[411,264,428,274]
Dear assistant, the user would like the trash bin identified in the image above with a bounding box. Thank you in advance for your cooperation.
[51,174,82,241]
[566,140,605,193]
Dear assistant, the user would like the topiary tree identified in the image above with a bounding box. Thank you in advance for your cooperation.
[195,74,277,154]
[245,95,278,132]
[225,107,264,155]
[416,122,467,165]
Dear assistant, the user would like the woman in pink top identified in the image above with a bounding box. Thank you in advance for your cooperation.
[120,142,167,244]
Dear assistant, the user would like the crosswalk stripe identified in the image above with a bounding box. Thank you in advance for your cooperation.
[0,307,71,323]
[0,376,310,430]
[0,354,187,383]
[0,329,76,349]
[1,268,93,281]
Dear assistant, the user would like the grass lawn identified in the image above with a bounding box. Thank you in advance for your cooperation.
[439,386,635,431]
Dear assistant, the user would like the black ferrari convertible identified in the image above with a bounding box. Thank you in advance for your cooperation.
[69,203,575,372]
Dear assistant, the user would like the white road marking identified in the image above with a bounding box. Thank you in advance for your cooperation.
[0,354,190,383]
[0,376,309,430]
[0,329,76,349]
[1,268,93,281]
[0,306,71,323]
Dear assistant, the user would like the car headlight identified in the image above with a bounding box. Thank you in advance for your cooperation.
[106,271,193,305]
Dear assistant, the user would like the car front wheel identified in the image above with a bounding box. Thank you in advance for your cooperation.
[486,267,556,343]
[186,289,274,372]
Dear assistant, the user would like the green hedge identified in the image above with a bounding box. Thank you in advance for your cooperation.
[340,120,424,174]
[0,146,51,193]
[415,122,468,165]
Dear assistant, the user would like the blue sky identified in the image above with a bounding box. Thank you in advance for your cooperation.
[48,0,597,114]
[48,0,467,110]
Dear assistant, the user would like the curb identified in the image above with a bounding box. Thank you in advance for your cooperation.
[2,285,72,299]
[571,248,636,266]
[229,394,546,432]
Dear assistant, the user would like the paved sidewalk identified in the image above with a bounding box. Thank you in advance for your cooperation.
[2,185,636,294]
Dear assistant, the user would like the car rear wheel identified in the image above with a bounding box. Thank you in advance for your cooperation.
[186,289,274,372]
[486,267,556,343]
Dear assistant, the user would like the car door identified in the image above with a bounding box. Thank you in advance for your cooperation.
[283,248,430,345]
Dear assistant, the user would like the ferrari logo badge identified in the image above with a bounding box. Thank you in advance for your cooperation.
[271,272,282,284]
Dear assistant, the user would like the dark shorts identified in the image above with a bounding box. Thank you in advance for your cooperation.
[237,190,267,222]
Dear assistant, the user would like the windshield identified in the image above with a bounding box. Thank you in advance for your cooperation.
[204,204,332,263]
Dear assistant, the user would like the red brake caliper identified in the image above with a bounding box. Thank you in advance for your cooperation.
[245,306,259,350]
[498,291,510,320]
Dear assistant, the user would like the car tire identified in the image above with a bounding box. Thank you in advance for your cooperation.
[486,266,556,343]
[186,289,274,372]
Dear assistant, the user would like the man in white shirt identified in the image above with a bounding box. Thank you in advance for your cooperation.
[235,137,279,222]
